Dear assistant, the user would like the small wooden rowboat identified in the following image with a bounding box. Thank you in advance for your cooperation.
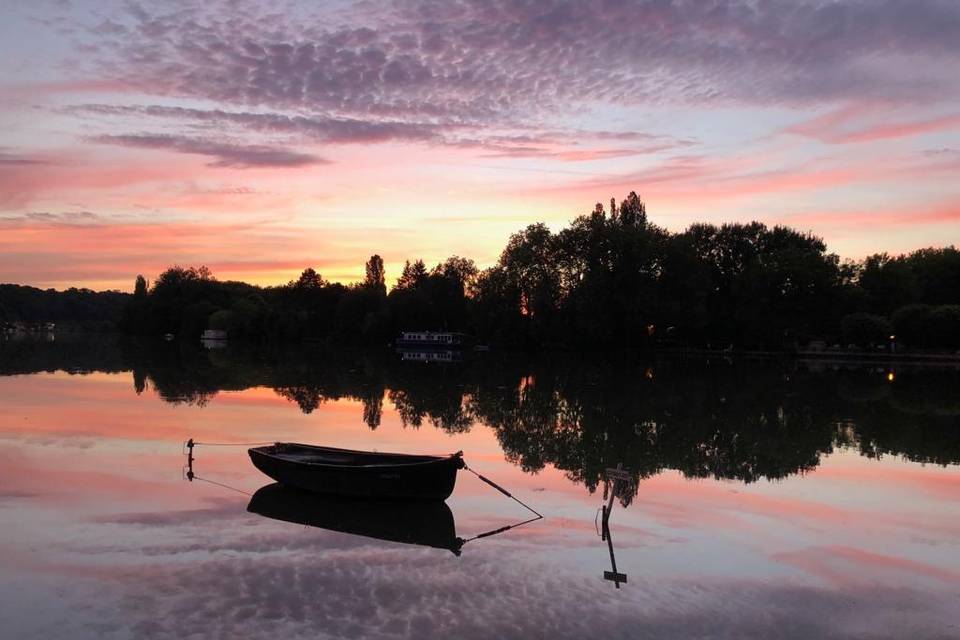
[248,442,464,501]
[247,483,464,553]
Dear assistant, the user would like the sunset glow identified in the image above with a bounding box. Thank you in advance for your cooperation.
[2,0,959,290]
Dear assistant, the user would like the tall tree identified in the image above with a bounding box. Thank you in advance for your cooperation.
[134,275,148,297]
[395,259,428,291]
[433,256,478,294]
[364,254,386,295]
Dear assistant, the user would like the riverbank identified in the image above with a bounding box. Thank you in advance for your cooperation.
[656,346,960,365]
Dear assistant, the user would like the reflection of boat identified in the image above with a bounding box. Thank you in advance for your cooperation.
[248,442,464,500]
[247,483,465,554]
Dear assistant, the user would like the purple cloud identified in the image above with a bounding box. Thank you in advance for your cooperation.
[88,0,960,120]
[51,0,955,168]
[0,211,99,226]
[66,103,692,162]
[0,149,47,165]
[67,104,445,144]
[88,133,327,168]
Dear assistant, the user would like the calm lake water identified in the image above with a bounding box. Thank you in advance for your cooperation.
[1,336,959,639]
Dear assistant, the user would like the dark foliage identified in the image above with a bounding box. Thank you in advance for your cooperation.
[0,284,129,331]
[4,192,959,350]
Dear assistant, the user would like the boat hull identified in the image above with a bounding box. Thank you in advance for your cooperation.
[248,443,462,501]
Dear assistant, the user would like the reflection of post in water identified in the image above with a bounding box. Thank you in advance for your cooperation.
[602,520,626,588]
[182,439,262,496]
[600,463,631,588]
[184,438,195,481]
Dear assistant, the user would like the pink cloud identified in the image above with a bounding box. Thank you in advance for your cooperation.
[786,106,960,144]
[778,203,960,230]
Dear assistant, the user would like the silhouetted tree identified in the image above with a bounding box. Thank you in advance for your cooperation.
[93,191,959,350]
[293,268,325,289]
[364,254,386,295]
[395,259,428,291]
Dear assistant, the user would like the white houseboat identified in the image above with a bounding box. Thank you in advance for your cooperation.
[395,331,471,348]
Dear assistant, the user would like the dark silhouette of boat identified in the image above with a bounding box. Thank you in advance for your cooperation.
[247,482,464,554]
[248,442,464,500]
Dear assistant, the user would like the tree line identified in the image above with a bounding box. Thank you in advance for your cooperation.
[0,284,129,332]
[3,191,959,350]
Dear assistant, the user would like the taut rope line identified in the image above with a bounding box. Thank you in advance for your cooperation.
[461,463,543,519]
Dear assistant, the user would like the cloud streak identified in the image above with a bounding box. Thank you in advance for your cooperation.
[0,148,48,166]
[67,104,445,144]
[88,134,327,168]
[786,107,960,144]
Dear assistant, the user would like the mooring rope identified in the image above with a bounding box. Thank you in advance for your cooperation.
[462,463,543,519]
[183,439,274,454]
[190,475,253,496]
[188,440,275,446]
[460,515,542,544]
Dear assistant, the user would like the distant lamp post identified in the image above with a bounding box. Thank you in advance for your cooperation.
[889,334,896,355]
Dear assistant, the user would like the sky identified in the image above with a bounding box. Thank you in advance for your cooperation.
[1,0,959,291]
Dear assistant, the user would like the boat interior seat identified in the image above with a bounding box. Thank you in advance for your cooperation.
[274,448,437,466]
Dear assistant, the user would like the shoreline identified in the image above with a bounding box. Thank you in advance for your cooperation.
[657,347,960,365]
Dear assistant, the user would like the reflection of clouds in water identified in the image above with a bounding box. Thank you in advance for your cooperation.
[6,499,960,639]
[43,537,959,640]
[8,493,958,639]
[14,435,99,449]
[775,545,960,586]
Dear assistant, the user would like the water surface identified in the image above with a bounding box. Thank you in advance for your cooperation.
[1,337,959,639]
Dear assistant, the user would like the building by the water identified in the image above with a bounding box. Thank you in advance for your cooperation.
[395,331,471,348]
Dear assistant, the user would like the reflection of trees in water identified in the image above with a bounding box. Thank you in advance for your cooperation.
[469,359,839,504]
[133,367,147,395]
[0,333,127,375]
[362,392,382,429]
[834,369,960,466]
[5,336,959,496]
[388,388,473,433]
[275,386,325,413]
[387,366,474,432]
